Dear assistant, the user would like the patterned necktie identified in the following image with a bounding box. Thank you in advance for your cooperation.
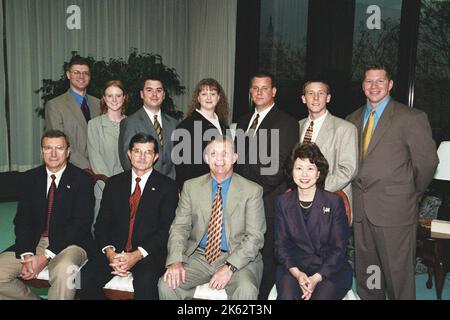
[125,177,141,252]
[303,121,314,143]
[205,184,223,264]
[153,115,164,147]
[42,174,57,237]
[362,110,375,158]
[249,113,260,131]
[81,97,91,122]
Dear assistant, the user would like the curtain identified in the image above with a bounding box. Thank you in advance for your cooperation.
[188,0,237,123]
[3,0,236,171]
[0,0,8,171]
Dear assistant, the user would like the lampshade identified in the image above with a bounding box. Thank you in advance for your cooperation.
[434,141,450,181]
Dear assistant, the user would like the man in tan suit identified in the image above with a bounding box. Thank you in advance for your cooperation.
[45,56,100,169]
[299,79,358,218]
[346,64,438,300]
[158,136,266,300]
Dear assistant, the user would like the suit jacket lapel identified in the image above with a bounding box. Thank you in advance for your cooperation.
[365,100,394,157]
[64,91,87,127]
[353,107,365,160]
[138,108,157,137]
[299,118,307,138]
[224,174,240,243]
[197,174,213,230]
[315,113,334,147]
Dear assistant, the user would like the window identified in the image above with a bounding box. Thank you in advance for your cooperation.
[413,0,450,143]
[351,0,402,107]
[259,0,308,118]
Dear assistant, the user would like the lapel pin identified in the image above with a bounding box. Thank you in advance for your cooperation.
[151,187,156,191]
[323,207,330,214]
[66,185,71,189]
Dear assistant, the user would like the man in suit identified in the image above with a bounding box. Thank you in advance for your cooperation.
[45,56,101,170]
[158,136,266,300]
[80,133,178,300]
[0,130,94,300]
[346,64,439,299]
[299,80,358,216]
[119,78,178,179]
[235,72,299,299]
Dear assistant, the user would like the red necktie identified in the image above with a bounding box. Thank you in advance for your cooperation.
[125,177,141,252]
[42,174,57,237]
[303,120,314,143]
[81,97,91,122]
[205,184,223,264]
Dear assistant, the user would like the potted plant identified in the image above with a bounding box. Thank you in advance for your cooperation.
[35,49,185,120]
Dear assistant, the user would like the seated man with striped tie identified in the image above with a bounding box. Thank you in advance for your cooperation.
[158,136,266,300]
[80,133,178,300]
[0,130,94,300]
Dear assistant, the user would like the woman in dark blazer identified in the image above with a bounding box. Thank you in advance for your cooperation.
[174,78,229,189]
[274,142,352,300]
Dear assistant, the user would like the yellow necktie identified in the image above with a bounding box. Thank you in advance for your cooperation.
[362,110,375,158]
[153,115,163,147]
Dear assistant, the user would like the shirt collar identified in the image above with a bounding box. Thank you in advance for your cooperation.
[365,96,391,117]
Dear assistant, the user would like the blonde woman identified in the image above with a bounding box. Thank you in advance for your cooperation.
[87,80,127,219]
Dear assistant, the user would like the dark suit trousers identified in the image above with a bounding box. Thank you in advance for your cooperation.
[79,252,163,300]
[354,215,416,300]
[276,271,348,300]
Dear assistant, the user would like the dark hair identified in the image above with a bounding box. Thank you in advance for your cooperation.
[140,78,165,91]
[364,64,392,80]
[41,130,70,148]
[302,79,331,95]
[128,132,159,154]
[67,55,90,71]
[100,80,128,114]
[250,71,276,88]
[286,142,329,189]
[186,78,229,125]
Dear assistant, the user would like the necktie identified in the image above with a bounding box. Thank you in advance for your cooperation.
[81,97,91,122]
[205,184,223,264]
[249,113,260,131]
[303,121,314,143]
[125,177,141,252]
[153,115,164,147]
[42,174,57,237]
[362,110,375,158]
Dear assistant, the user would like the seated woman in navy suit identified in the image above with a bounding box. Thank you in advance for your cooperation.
[274,142,352,300]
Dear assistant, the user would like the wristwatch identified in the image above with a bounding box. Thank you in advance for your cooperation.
[225,262,238,273]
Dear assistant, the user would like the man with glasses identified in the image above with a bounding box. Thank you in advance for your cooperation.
[0,130,95,300]
[80,133,178,300]
[45,55,100,170]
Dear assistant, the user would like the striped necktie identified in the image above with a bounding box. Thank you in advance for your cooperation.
[303,121,314,143]
[153,115,164,147]
[205,184,223,264]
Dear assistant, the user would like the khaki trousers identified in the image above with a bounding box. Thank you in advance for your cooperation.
[158,248,261,300]
[0,237,87,300]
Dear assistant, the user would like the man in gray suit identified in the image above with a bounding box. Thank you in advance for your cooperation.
[299,79,358,219]
[346,64,439,300]
[45,56,100,169]
[158,136,266,300]
[119,78,177,179]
